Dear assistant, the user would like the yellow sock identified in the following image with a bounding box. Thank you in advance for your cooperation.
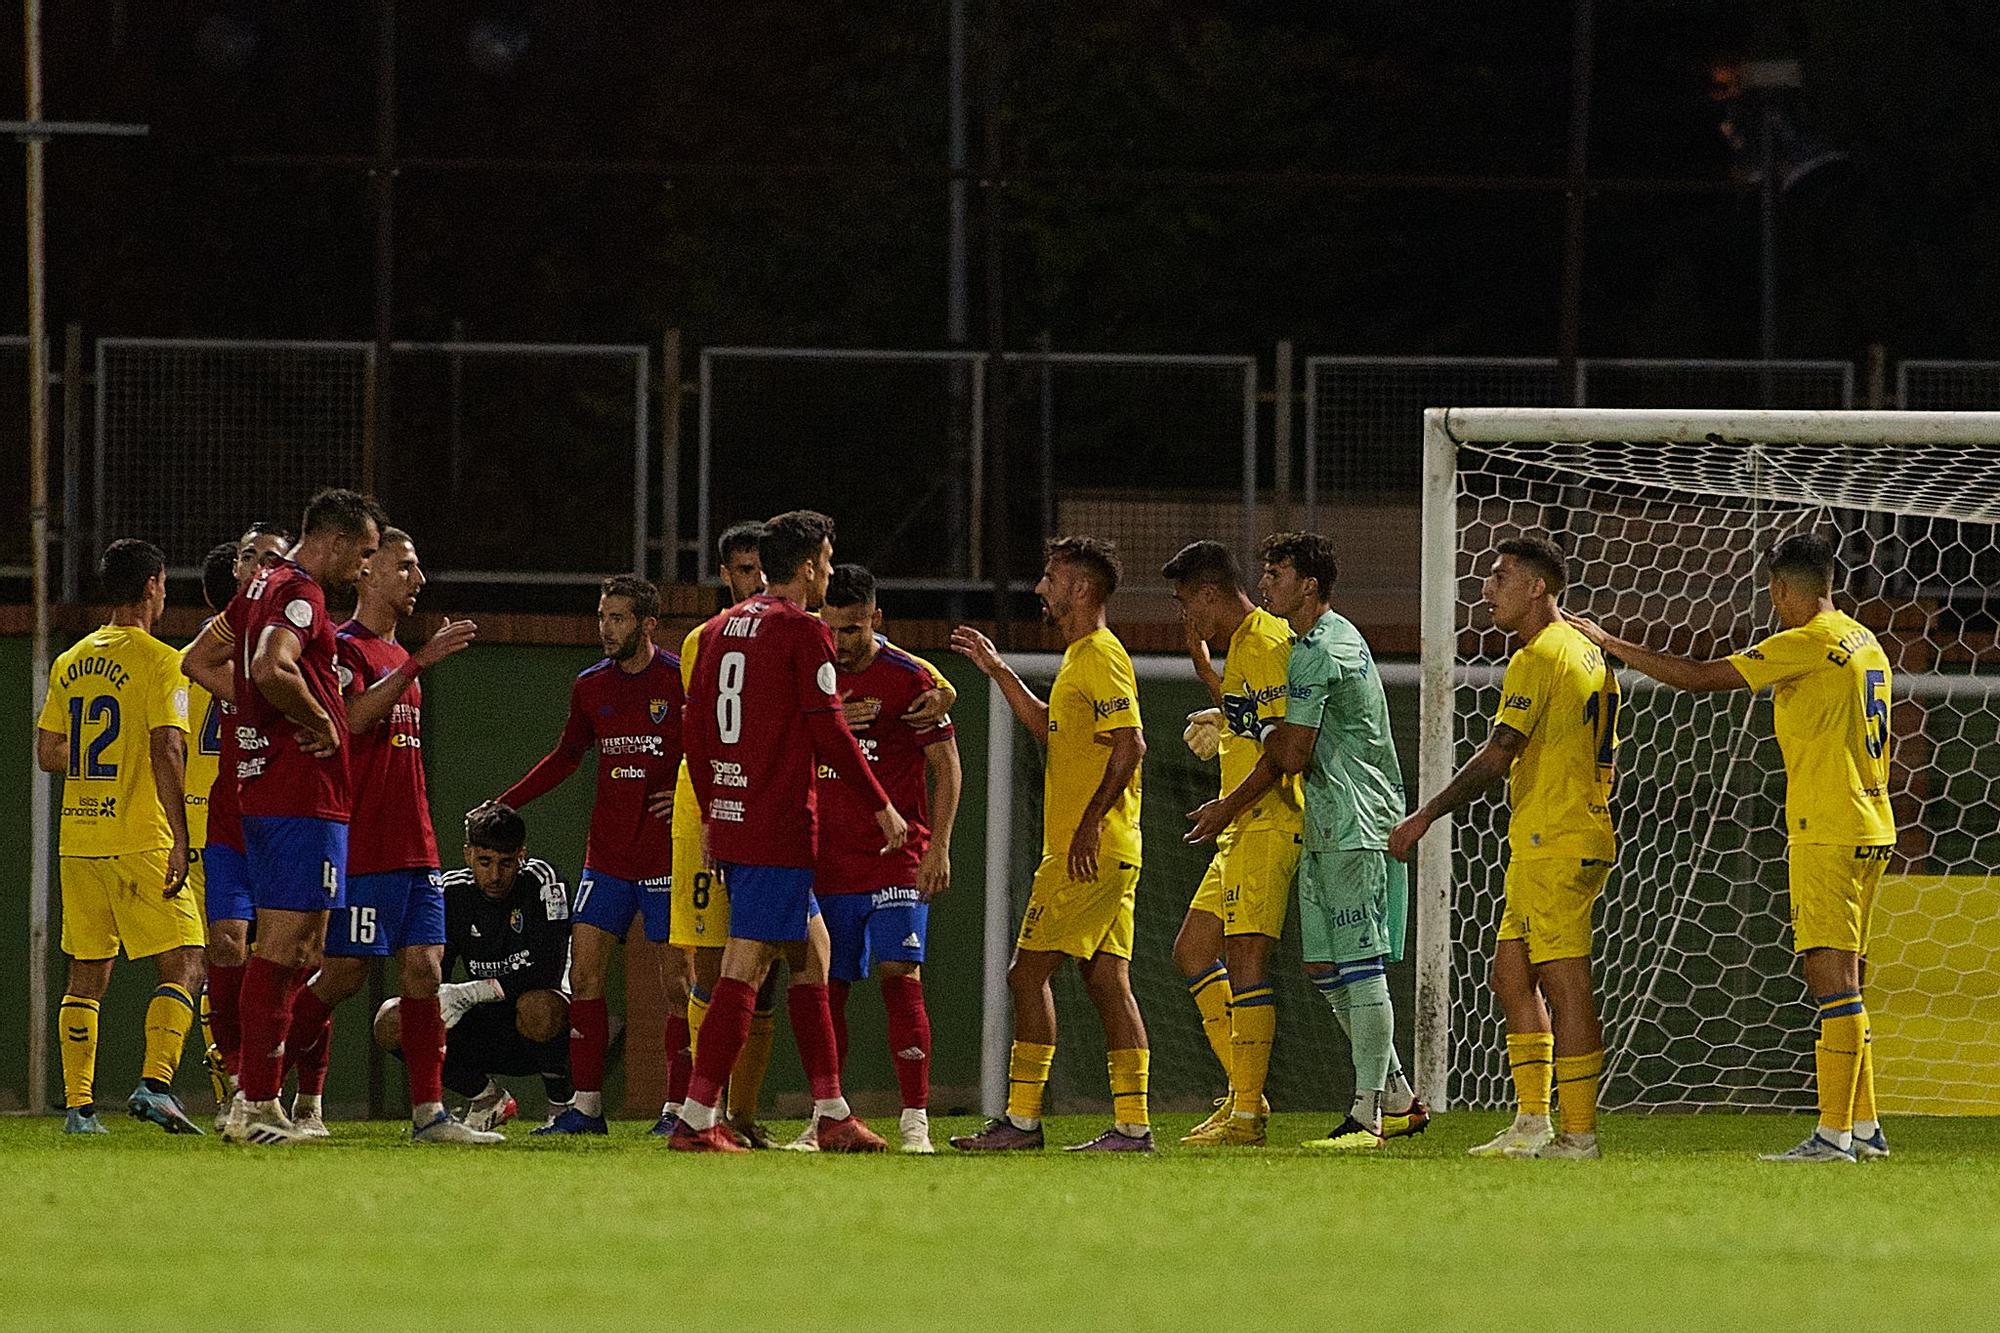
[1506,1031,1554,1117]
[1815,992,1866,1135]
[199,986,229,1104]
[1186,962,1233,1083]
[686,989,710,1063]
[1227,986,1276,1117]
[1006,1040,1056,1124]
[729,1007,776,1120]
[1852,1016,1878,1127]
[60,995,100,1110]
[1554,1049,1603,1136]
[1108,1047,1150,1131]
[142,982,197,1086]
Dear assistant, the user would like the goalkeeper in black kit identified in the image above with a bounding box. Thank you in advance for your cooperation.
[374,803,574,1132]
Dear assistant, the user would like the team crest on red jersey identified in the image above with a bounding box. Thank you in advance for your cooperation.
[649,698,670,724]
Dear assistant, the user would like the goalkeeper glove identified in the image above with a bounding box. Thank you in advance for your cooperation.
[438,978,505,1030]
[1183,708,1223,762]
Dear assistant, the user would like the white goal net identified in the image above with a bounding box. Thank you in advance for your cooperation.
[1420,408,2000,1115]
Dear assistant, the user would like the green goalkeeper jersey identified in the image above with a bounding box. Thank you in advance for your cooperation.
[1285,608,1406,852]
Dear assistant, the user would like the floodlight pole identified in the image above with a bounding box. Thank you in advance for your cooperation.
[11,0,147,1114]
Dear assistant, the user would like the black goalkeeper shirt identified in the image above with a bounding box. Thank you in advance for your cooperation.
[440,858,571,998]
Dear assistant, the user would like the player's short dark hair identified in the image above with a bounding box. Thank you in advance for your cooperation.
[1259,531,1339,597]
[240,519,292,546]
[600,574,659,621]
[98,538,165,605]
[299,488,388,541]
[377,526,414,549]
[718,521,764,564]
[1766,531,1837,591]
[824,563,877,610]
[1160,540,1241,593]
[1047,535,1121,598]
[201,542,240,611]
[1496,534,1568,594]
[464,802,527,853]
[760,510,836,584]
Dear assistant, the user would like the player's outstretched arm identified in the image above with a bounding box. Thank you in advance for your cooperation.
[1068,725,1144,881]
[150,725,191,897]
[1388,724,1525,861]
[949,625,1049,739]
[1566,613,1745,694]
[900,649,958,725]
[347,617,476,734]
[494,690,592,809]
[182,616,235,705]
[251,625,340,757]
[1185,720,1312,844]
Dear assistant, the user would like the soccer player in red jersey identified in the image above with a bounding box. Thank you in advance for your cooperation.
[496,575,682,1135]
[184,488,384,1145]
[279,528,496,1142]
[809,564,961,1153]
[671,510,908,1153]
[184,523,290,1128]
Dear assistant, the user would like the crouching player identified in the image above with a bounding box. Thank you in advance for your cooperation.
[795,564,961,1153]
[377,804,573,1133]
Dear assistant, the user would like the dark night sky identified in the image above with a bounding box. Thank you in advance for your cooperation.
[4,1,1997,361]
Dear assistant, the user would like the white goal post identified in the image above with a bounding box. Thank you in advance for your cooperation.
[1420,407,2000,1114]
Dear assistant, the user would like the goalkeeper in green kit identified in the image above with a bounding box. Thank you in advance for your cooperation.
[1188,531,1424,1148]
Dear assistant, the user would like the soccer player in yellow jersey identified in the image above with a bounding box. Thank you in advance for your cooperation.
[1159,540,1303,1145]
[1391,535,1618,1160]
[34,540,206,1135]
[1569,532,1895,1164]
[950,536,1153,1152]
[667,523,953,1144]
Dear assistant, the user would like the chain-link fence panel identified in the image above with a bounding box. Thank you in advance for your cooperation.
[1579,358,1853,410]
[1898,361,2000,411]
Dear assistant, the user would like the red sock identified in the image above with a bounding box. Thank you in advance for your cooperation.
[828,979,852,1071]
[881,973,932,1111]
[401,994,445,1107]
[687,977,755,1109]
[664,1011,691,1105]
[287,986,336,1097]
[207,963,245,1076]
[569,996,608,1093]
[237,956,297,1102]
[787,981,844,1104]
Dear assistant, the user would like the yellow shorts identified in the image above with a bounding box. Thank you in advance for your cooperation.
[1017,856,1139,961]
[1189,825,1300,939]
[1498,856,1611,965]
[61,850,207,961]
[1788,843,1890,954]
[668,823,731,949]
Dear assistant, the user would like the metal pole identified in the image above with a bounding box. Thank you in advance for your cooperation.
[60,321,80,602]
[947,0,969,346]
[1272,339,1293,531]
[1240,359,1258,576]
[1036,332,1054,543]
[632,344,650,580]
[25,0,52,1115]
[1554,0,1594,403]
[446,318,464,496]
[979,679,1016,1118]
[981,0,1011,636]
[1414,410,1459,1109]
[660,329,682,582]
[945,0,972,594]
[1758,90,1779,367]
[366,0,397,501]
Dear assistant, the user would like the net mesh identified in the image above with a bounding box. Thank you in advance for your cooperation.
[1000,659,1420,1116]
[96,341,370,571]
[1448,435,2000,1113]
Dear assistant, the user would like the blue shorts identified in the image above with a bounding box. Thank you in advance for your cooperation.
[326,868,446,957]
[721,863,820,943]
[202,842,254,925]
[821,886,928,982]
[242,815,347,914]
[572,869,673,943]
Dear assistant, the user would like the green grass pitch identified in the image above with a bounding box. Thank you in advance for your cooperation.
[6,1113,1998,1330]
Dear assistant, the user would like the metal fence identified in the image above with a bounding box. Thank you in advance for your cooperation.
[697,347,1257,599]
[1898,361,2000,411]
[1302,356,1855,515]
[0,338,29,575]
[91,338,648,585]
